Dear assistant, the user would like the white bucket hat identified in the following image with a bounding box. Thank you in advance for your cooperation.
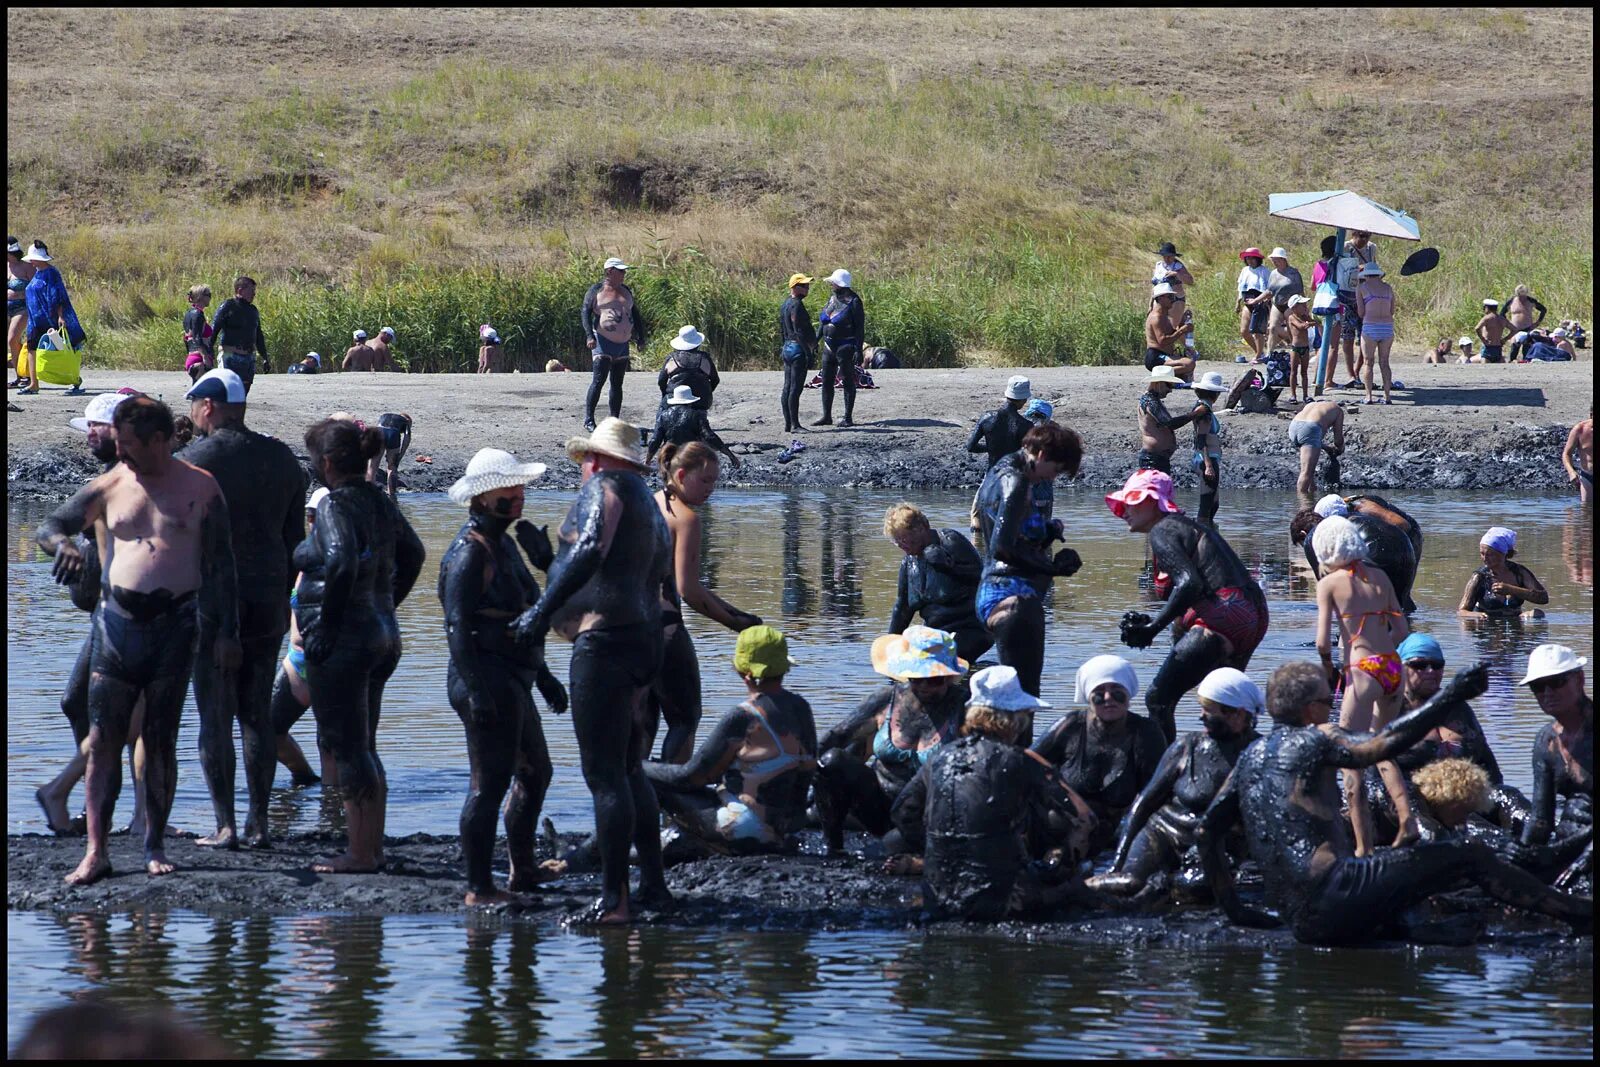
[1458,336,1474,348]
[1482,298,1499,307]
[1269,247,1289,260]
[447,448,548,505]
[666,384,700,406]
[1148,365,1183,386]
[967,665,1051,713]
[670,325,706,351]
[1005,375,1032,400]
[23,243,52,263]
[1288,294,1309,307]
[1359,262,1385,277]
[1195,371,1227,392]
[565,417,648,469]
[379,326,395,339]
[306,351,323,366]
[603,256,629,271]
[307,486,331,511]
[1197,667,1265,715]
[826,268,852,287]
[1521,644,1587,686]
[69,391,131,432]
[1151,282,1177,299]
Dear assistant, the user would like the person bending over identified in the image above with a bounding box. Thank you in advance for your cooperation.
[884,503,990,664]
[648,386,741,469]
[1291,494,1419,614]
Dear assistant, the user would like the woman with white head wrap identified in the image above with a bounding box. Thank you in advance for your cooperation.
[1459,526,1548,619]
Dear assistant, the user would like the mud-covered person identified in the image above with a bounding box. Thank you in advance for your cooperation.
[1137,365,1196,475]
[181,369,308,850]
[1518,644,1593,854]
[1287,399,1344,498]
[440,449,565,905]
[270,486,330,788]
[1197,660,1593,944]
[814,268,865,427]
[36,396,241,885]
[1088,667,1264,901]
[884,503,990,664]
[510,418,673,924]
[1145,284,1195,382]
[966,376,1035,533]
[210,275,268,392]
[581,257,646,431]
[647,385,741,470]
[1458,526,1548,620]
[778,273,816,433]
[657,325,720,410]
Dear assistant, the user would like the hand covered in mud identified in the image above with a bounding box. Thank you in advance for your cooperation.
[1047,518,1066,543]
[214,636,243,673]
[1051,547,1082,577]
[1443,661,1490,704]
[511,606,549,650]
[302,626,337,666]
[514,521,555,571]
[48,539,85,585]
[728,609,763,632]
[536,669,569,715]
[1119,610,1158,649]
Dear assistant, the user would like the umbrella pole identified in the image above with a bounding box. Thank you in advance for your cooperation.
[1313,226,1347,395]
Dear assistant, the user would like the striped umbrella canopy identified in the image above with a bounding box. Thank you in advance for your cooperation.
[1268,190,1421,241]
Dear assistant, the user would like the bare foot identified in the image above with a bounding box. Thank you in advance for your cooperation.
[1391,819,1421,850]
[242,826,273,850]
[312,852,382,874]
[633,884,676,913]
[881,854,924,876]
[65,853,113,886]
[464,888,528,908]
[35,786,79,836]
[570,897,630,925]
[197,826,239,850]
[537,858,569,877]
[146,852,176,876]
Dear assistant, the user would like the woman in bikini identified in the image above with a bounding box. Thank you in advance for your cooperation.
[1459,526,1548,620]
[1314,515,1413,855]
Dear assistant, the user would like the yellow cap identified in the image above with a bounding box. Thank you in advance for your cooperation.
[787,274,814,289]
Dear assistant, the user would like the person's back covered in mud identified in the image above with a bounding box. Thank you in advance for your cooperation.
[1293,497,1419,614]
[883,503,989,664]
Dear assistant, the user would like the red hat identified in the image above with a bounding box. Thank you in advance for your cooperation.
[1239,247,1265,262]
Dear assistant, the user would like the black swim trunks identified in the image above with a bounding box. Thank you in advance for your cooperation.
[1145,348,1176,371]
[89,590,198,724]
[1136,449,1173,474]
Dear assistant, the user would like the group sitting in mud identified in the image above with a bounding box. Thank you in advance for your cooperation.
[28,379,1594,944]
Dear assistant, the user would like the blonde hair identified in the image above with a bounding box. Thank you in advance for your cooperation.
[1312,515,1367,568]
[187,284,211,305]
[962,703,1025,739]
[1412,758,1491,818]
[883,503,931,540]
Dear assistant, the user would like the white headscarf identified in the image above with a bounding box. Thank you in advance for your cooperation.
[1314,494,1349,518]
[1197,668,1265,715]
[1074,655,1140,704]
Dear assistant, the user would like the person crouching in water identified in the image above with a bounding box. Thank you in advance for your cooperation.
[643,626,817,858]
[884,503,990,665]
[891,665,1087,920]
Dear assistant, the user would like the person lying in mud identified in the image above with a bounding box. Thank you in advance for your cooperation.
[1197,660,1593,945]
[974,421,1084,703]
[1291,495,1419,614]
[891,666,1091,920]
[510,418,673,924]
[1459,526,1548,620]
[1087,667,1263,902]
[1107,470,1269,744]
[813,626,969,855]
[647,386,741,469]
[1411,759,1592,887]
[295,418,427,875]
[1030,655,1168,858]
[34,390,145,838]
[271,487,329,788]
[883,503,991,664]
[36,396,240,886]
[1519,645,1593,853]
[440,449,566,906]
[642,626,817,859]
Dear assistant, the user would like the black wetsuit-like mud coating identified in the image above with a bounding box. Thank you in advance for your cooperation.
[182,424,308,841]
[650,551,702,766]
[1523,698,1593,848]
[647,405,737,467]
[57,451,118,746]
[1302,508,1419,614]
[778,294,816,430]
[439,511,565,896]
[967,403,1033,470]
[888,528,992,664]
[1032,709,1169,856]
[514,468,672,915]
[817,289,864,423]
[294,481,426,801]
[657,349,719,411]
[1197,666,1591,945]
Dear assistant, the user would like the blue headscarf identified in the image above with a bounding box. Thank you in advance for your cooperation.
[1397,633,1443,664]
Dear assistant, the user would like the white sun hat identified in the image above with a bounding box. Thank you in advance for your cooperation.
[307,486,331,511]
[1148,365,1183,386]
[670,325,706,351]
[1288,294,1309,307]
[1520,643,1587,686]
[447,448,548,505]
[68,391,131,432]
[1196,371,1228,392]
[23,243,52,263]
[353,329,369,342]
[1359,262,1385,277]
[603,256,629,271]
[1151,282,1177,299]
[666,384,700,406]
[1458,336,1474,348]
[1314,494,1349,518]
[966,665,1052,712]
[1269,247,1289,260]
[379,326,395,339]
[566,417,648,469]
[826,268,852,287]
[1005,375,1032,400]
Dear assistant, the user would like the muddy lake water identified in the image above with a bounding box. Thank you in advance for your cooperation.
[7,487,1594,1057]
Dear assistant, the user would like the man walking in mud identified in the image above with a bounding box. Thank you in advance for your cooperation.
[181,369,308,850]
[36,397,240,885]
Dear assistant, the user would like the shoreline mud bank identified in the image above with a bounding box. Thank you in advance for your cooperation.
[7,365,1591,501]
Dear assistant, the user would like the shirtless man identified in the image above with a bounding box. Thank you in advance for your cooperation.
[368,327,396,371]
[1137,365,1196,474]
[1354,263,1396,405]
[1563,405,1593,506]
[511,419,673,923]
[36,397,240,885]
[343,330,377,372]
[1198,661,1592,944]
[1151,243,1196,353]
[478,325,503,374]
[1288,399,1345,498]
[1474,299,1512,364]
[1144,286,1195,382]
[1502,285,1548,360]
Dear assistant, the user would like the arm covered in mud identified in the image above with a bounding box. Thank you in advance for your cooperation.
[819,686,892,756]
[199,488,241,669]
[1521,725,1560,846]
[1108,735,1188,870]
[643,708,752,791]
[439,538,494,715]
[1325,663,1490,769]
[890,762,931,845]
[304,496,358,660]
[1141,520,1210,633]
[1196,767,1279,928]
[513,477,615,645]
[281,468,309,597]
[888,557,916,634]
[68,536,102,612]
[35,479,106,586]
[967,413,994,455]
[925,529,981,583]
[392,506,427,606]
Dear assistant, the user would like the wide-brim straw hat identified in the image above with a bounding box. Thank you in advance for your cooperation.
[1148,365,1183,386]
[871,626,967,680]
[448,448,547,504]
[565,417,648,469]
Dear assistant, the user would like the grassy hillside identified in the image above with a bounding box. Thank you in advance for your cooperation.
[6,8,1592,371]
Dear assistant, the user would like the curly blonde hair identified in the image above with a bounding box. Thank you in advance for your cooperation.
[883,503,931,540]
[1412,758,1490,820]
[963,703,1028,740]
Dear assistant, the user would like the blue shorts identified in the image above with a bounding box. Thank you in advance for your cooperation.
[1361,322,1394,342]
[976,577,1039,622]
[285,646,307,674]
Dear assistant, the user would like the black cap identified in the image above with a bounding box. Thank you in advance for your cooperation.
[1157,242,1180,257]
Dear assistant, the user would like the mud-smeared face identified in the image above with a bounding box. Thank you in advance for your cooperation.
[1530,669,1584,718]
[907,676,954,706]
[1200,700,1248,739]
[1089,684,1130,724]
[476,485,525,520]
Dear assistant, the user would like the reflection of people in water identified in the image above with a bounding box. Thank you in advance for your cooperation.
[1459,526,1548,620]
[457,922,545,1058]
[780,494,814,616]
[818,496,864,620]
[1564,505,1593,587]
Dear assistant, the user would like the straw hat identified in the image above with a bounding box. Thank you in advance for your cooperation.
[670,325,706,351]
[565,417,648,469]
[666,384,700,406]
[448,448,548,504]
[1148,364,1183,386]
[870,625,967,680]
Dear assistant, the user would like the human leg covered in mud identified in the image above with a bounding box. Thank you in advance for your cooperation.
[194,601,286,849]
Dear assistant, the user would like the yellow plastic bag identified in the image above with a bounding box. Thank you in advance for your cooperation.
[34,328,83,388]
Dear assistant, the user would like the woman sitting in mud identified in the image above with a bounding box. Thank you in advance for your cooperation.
[1031,655,1167,858]
[1313,515,1413,855]
[1087,667,1263,902]
[891,666,1088,920]
[643,627,817,859]
[1411,759,1591,887]
[813,626,969,855]
[1459,527,1548,620]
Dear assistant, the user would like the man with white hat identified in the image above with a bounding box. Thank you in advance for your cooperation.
[180,367,308,850]
[369,326,397,371]
[510,417,673,923]
[647,384,740,469]
[1354,261,1396,405]
[657,326,718,411]
[1137,365,1197,474]
[967,375,1035,470]
[439,448,568,905]
[1519,644,1592,850]
[581,257,646,430]
[1266,247,1303,352]
[1473,298,1511,364]
[815,269,864,426]
[343,329,377,372]
[1146,283,1196,382]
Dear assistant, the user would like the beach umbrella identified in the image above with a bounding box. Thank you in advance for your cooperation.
[1268,190,1426,393]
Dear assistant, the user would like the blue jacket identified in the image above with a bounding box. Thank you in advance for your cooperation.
[25,266,86,348]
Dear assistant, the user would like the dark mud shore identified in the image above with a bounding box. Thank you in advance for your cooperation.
[8,832,1591,958]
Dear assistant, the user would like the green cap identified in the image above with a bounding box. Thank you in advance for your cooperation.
[733,625,796,681]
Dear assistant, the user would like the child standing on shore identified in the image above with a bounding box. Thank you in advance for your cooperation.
[1284,295,1315,402]
[1190,372,1225,526]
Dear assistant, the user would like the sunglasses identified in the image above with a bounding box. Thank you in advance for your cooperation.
[1090,689,1129,705]
[1530,672,1574,694]
[1405,660,1445,671]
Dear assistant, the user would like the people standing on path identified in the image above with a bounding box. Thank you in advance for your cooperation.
[478,325,504,374]
[657,326,719,410]
[1288,399,1345,498]
[815,269,864,427]
[210,276,268,394]
[1354,263,1397,405]
[1189,371,1226,527]
[1563,404,1592,506]
[778,274,816,433]
[439,448,563,905]
[1150,242,1196,357]
[1503,285,1548,361]
[1145,285,1196,381]
[1137,366,1197,474]
[1474,299,1512,363]
[180,369,309,851]
[884,503,990,664]
[36,396,241,885]
[510,418,673,924]
[1236,248,1272,362]
[8,236,38,387]
[19,242,86,396]
[581,257,646,431]
[1266,248,1304,352]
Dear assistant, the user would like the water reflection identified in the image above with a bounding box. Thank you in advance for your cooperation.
[818,498,865,620]
[455,919,547,1059]
[1564,505,1592,587]
[780,494,814,617]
